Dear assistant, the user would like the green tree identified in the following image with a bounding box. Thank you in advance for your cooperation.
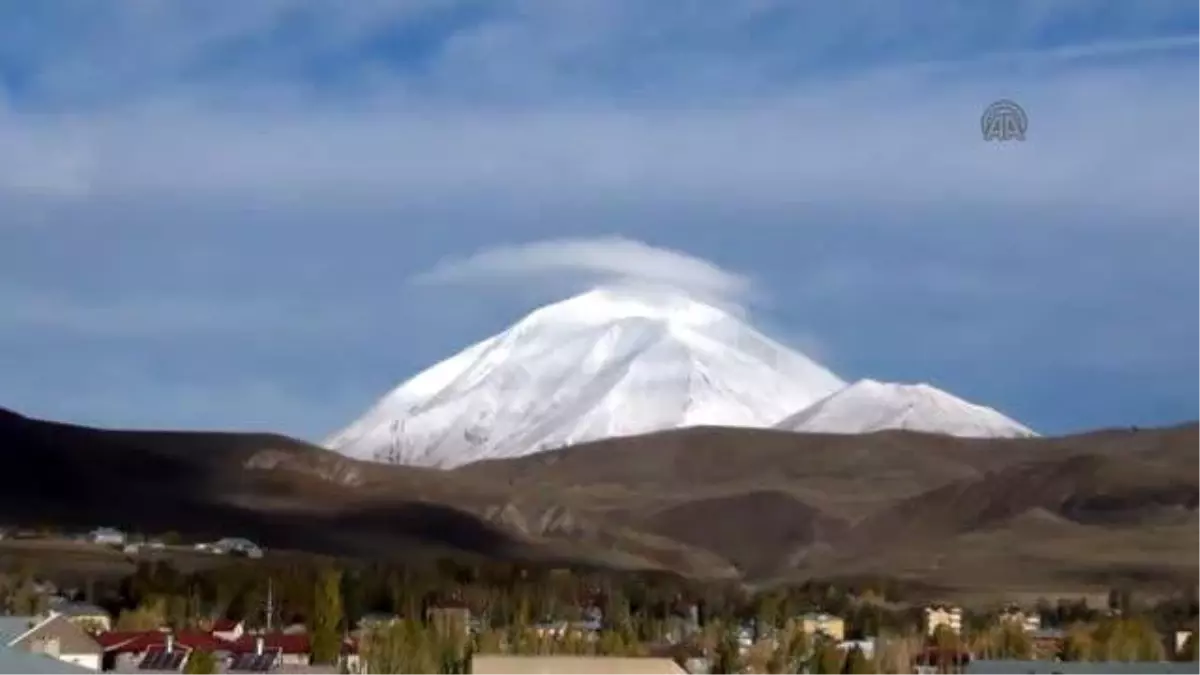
[1091,616,1165,662]
[780,627,812,674]
[754,591,782,640]
[116,597,168,631]
[841,645,873,674]
[931,624,960,652]
[712,628,741,674]
[809,639,844,675]
[183,650,218,674]
[361,622,413,674]
[311,568,345,665]
[1062,623,1094,661]
[11,581,47,615]
[993,622,1033,660]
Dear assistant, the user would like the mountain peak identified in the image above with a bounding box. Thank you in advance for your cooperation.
[776,378,1037,438]
[324,289,844,468]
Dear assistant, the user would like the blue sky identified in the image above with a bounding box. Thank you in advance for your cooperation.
[1,0,1196,440]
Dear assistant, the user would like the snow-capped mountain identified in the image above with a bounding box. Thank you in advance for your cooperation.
[325,286,847,468]
[775,378,1037,438]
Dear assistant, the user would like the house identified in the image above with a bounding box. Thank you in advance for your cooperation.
[210,619,245,643]
[211,538,265,558]
[89,528,126,546]
[923,605,964,636]
[96,628,227,671]
[355,613,400,631]
[226,633,313,668]
[133,642,191,672]
[470,655,687,674]
[646,643,707,674]
[997,606,1041,632]
[1028,628,1066,659]
[47,599,114,633]
[0,643,96,674]
[837,637,875,659]
[1173,630,1194,658]
[225,632,359,672]
[427,603,472,637]
[0,612,104,670]
[965,659,1199,674]
[913,647,971,674]
[797,613,846,642]
[96,626,359,673]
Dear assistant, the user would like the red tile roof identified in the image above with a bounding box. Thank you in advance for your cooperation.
[96,630,228,653]
[96,627,356,657]
[227,633,310,655]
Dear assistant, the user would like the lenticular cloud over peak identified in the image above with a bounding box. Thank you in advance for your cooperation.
[410,237,760,313]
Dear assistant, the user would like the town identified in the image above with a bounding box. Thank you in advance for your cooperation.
[0,526,1196,674]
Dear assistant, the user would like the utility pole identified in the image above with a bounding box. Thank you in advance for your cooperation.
[265,578,275,632]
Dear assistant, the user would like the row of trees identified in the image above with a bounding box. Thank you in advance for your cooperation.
[3,555,1197,673]
[354,614,885,674]
[929,613,1184,662]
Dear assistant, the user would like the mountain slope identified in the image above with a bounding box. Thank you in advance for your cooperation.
[325,286,846,468]
[0,407,536,563]
[0,407,737,578]
[776,378,1036,438]
[1,406,1196,592]
[786,441,1199,588]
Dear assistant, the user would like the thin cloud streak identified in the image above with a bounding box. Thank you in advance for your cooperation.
[0,58,1194,221]
[0,284,377,340]
[864,33,1199,79]
[6,2,1193,105]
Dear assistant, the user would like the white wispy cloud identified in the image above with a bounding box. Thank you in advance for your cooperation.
[0,3,1194,218]
[412,236,758,308]
[2,54,1194,219]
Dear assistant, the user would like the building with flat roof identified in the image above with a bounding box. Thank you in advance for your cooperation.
[965,659,1198,674]
[470,655,686,674]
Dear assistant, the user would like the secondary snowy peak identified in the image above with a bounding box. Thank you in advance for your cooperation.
[325,286,847,468]
[775,378,1037,439]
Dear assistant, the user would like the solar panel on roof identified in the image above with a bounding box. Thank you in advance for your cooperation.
[138,649,166,670]
[139,647,188,671]
[229,651,277,673]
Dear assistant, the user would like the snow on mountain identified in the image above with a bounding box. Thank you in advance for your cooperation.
[775,378,1037,438]
[324,286,847,468]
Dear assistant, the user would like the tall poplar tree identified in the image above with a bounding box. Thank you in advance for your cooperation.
[311,568,345,665]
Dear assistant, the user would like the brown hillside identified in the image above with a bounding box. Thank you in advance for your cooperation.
[0,408,537,564]
[640,490,848,579]
[2,406,1196,596]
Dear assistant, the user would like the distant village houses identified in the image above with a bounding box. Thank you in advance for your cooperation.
[88,528,126,547]
[923,604,964,636]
